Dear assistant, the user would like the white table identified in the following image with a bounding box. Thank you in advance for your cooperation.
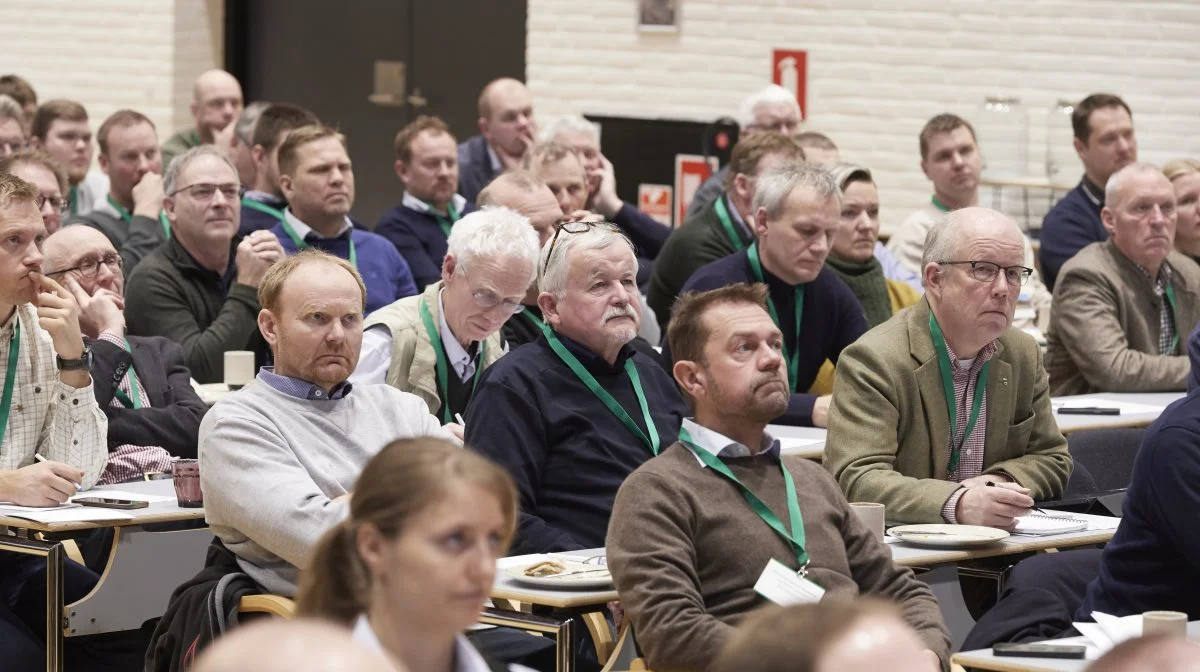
[952,621,1200,671]
[1051,392,1183,434]
[768,424,826,460]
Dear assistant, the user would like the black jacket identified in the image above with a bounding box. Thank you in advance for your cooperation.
[90,335,207,457]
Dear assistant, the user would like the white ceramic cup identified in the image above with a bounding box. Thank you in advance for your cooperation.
[1143,610,1187,638]
[850,502,886,542]
[223,351,255,389]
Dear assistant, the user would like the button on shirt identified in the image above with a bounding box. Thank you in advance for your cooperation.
[939,339,999,523]
[1135,263,1177,355]
[95,331,173,484]
[680,417,781,465]
[0,305,107,489]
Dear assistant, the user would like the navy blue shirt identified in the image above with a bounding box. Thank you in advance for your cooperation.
[465,332,688,555]
[375,198,477,291]
[664,250,869,426]
[1038,177,1106,290]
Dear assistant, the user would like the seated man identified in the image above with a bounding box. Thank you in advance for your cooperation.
[125,146,284,383]
[0,74,37,126]
[375,115,474,291]
[201,249,449,595]
[353,207,539,424]
[0,173,109,668]
[271,124,417,314]
[668,162,867,427]
[466,222,687,554]
[457,78,536,203]
[67,109,169,273]
[826,208,1071,526]
[0,149,68,234]
[29,99,110,217]
[239,102,319,236]
[648,131,805,332]
[230,101,267,192]
[607,284,950,671]
[44,226,207,484]
[1046,162,1200,395]
[0,95,25,156]
[161,69,244,168]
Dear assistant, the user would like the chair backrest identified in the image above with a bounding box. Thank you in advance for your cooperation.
[1066,428,1146,492]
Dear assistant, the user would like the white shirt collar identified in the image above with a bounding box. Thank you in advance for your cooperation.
[438,289,477,382]
[485,143,504,173]
[681,417,780,466]
[283,208,352,240]
[402,192,468,215]
[351,614,499,672]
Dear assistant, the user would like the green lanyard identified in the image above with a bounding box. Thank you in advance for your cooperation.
[544,329,660,455]
[106,194,170,239]
[425,200,460,237]
[0,316,21,447]
[279,217,357,268]
[68,185,79,216]
[679,426,808,569]
[520,309,546,332]
[241,197,286,223]
[1165,283,1180,355]
[418,298,486,424]
[112,339,144,410]
[931,195,952,213]
[747,243,803,393]
[929,311,990,474]
[713,197,748,252]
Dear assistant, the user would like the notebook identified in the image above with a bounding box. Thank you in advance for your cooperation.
[1012,512,1088,536]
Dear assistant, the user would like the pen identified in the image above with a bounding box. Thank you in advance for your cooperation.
[986,480,1047,515]
[455,413,466,426]
[33,454,81,490]
[1057,407,1120,416]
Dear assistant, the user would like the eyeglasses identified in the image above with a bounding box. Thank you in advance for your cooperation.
[470,288,526,315]
[539,220,619,278]
[939,260,1034,287]
[169,182,240,201]
[47,252,123,279]
[36,195,68,216]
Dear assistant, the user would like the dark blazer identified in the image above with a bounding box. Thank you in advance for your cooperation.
[457,134,501,204]
[90,335,207,458]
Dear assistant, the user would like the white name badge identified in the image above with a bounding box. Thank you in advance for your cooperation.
[753,558,826,606]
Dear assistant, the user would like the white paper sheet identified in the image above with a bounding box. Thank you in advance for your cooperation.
[1072,612,1143,657]
[778,437,824,452]
[0,506,135,523]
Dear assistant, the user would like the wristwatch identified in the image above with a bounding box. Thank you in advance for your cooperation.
[56,345,93,371]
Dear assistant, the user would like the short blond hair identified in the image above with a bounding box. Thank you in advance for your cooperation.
[257,249,366,313]
[277,124,346,178]
[1163,158,1200,183]
[0,171,38,211]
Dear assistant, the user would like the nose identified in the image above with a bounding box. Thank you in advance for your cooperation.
[759,340,785,371]
[210,187,231,208]
[990,270,1012,297]
[24,241,44,269]
[555,194,572,215]
[329,166,345,185]
[855,212,873,232]
[325,318,346,343]
[950,151,965,168]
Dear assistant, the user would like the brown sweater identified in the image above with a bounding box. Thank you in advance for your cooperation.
[607,442,951,671]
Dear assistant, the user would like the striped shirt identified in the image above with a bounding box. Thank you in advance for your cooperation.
[95,332,174,484]
[939,339,999,523]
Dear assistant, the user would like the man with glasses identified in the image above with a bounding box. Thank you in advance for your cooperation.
[29,99,111,217]
[0,150,69,234]
[124,145,284,383]
[352,208,538,429]
[1046,162,1200,395]
[465,220,687,554]
[826,207,1071,527]
[43,225,207,484]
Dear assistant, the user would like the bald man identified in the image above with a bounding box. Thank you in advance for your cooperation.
[43,226,206,484]
[457,78,536,203]
[826,207,1071,527]
[194,619,404,672]
[162,69,245,167]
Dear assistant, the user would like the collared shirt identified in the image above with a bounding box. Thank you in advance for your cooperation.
[1134,263,1177,355]
[258,367,353,401]
[242,190,285,206]
[282,208,353,241]
[351,614,532,672]
[1079,176,1105,208]
[438,290,479,382]
[0,305,107,488]
[95,332,173,484]
[401,191,468,218]
[485,143,504,174]
[723,193,753,239]
[680,417,781,466]
[939,338,999,524]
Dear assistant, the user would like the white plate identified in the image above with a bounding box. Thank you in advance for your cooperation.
[503,561,613,589]
[887,524,1009,548]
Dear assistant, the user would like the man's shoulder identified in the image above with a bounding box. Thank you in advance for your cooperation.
[354,382,433,414]
[163,128,201,151]
[65,211,121,235]
[375,204,430,234]
[897,204,939,232]
[1057,241,1117,281]
[352,229,404,258]
[1167,252,1200,286]
[124,246,177,284]
[846,309,915,363]
[1042,186,1099,227]
[997,327,1043,366]
[625,442,701,485]
[680,251,746,293]
[364,293,423,328]
[457,134,487,163]
[480,341,554,386]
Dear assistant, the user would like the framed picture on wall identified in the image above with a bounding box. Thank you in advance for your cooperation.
[639,0,679,32]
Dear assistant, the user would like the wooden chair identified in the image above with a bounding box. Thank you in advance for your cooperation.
[238,594,297,619]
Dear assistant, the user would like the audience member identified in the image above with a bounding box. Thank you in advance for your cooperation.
[29,100,110,216]
[68,109,168,272]
[1039,93,1138,289]
[0,150,69,235]
[826,208,1071,525]
[649,131,805,331]
[161,69,244,167]
[667,162,866,427]
[539,116,604,209]
[793,131,840,166]
[354,208,538,425]
[230,100,268,191]
[1165,158,1200,264]
[458,78,536,203]
[375,115,473,291]
[297,437,534,672]
[193,619,403,672]
[713,600,941,672]
[125,146,283,383]
[888,113,1050,329]
[44,226,206,484]
[1088,635,1200,672]
[608,284,950,670]
[466,222,687,554]
[201,250,450,596]
[271,124,416,314]
[240,102,319,235]
[522,141,589,215]
[0,172,110,670]
[0,75,36,124]
[1046,163,1200,395]
[0,95,27,155]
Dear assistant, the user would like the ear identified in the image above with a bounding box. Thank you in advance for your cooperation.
[1073,136,1086,161]
[441,253,457,286]
[478,116,490,138]
[672,359,705,399]
[98,153,110,177]
[537,291,560,328]
[258,309,280,349]
[394,159,409,182]
[733,173,750,201]
[355,522,388,575]
[163,195,177,223]
[919,157,931,181]
[278,173,294,202]
[251,144,266,167]
[753,206,770,239]
[1101,206,1117,238]
[922,263,943,299]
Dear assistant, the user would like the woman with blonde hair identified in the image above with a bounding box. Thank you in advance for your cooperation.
[1164,159,1200,263]
[296,436,531,672]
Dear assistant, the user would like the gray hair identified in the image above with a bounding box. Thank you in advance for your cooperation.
[538,223,636,297]
[235,101,269,145]
[1105,161,1167,207]
[921,214,959,271]
[0,95,25,132]
[752,161,842,220]
[539,115,600,145]
[826,162,873,192]
[446,206,540,288]
[736,85,801,129]
[164,144,239,195]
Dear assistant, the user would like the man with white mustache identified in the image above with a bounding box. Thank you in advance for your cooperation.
[1046,162,1200,394]
[465,222,688,555]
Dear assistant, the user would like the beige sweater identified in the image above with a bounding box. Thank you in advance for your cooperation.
[607,443,951,671]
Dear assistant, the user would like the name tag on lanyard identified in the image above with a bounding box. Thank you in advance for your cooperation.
[754,558,825,606]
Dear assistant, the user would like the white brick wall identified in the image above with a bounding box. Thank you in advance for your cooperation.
[0,0,223,152]
[528,0,1200,232]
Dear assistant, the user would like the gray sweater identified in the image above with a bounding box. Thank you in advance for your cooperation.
[199,379,447,595]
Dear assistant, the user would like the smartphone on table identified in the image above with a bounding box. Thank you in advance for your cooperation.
[74,497,148,510]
